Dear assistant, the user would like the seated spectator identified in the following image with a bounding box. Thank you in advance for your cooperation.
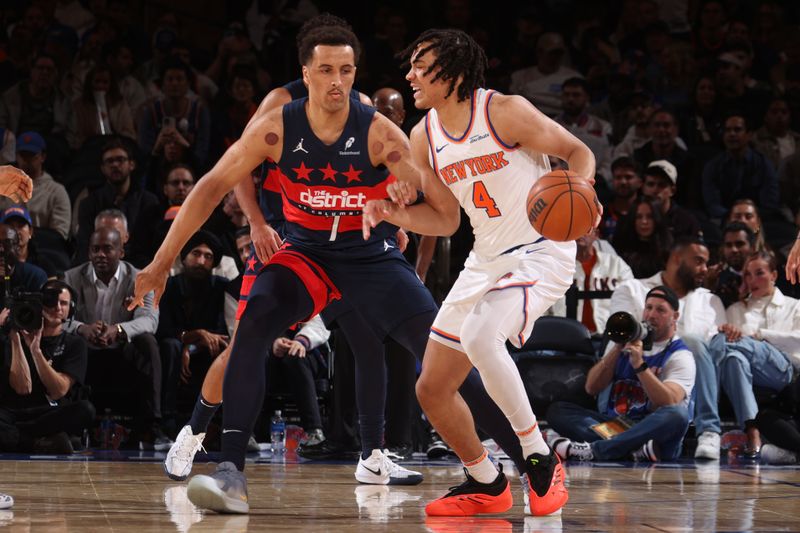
[93,208,131,258]
[612,197,673,278]
[74,137,159,265]
[269,316,330,446]
[130,163,195,267]
[136,57,211,170]
[555,77,613,183]
[756,381,800,465]
[725,199,771,253]
[612,91,657,161]
[609,238,727,460]
[677,76,723,161]
[64,227,167,450]
[548,228,634,334]
[67,64,136,150]
[509,32,579,117]
[0,128,15,164]
[702,113,779,221]
[599,157,642,242]
[103,41,148,116]
[705,222,756,308]
[156,231,229,419]
[0,280,94,453]
[641,160,701,240]
[779,150,800,227]
[713,251,799,456]
[0,205,67,277]
[209,64,259,161]
[752,97,799,172]
[0,132,71,240]
[0,224,47,294]
[547,285,695,462]
[633,110,699,210]
[223,227,253,336]
[0,52,70,137]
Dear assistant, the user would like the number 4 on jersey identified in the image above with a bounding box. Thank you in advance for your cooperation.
[472,180,501,218]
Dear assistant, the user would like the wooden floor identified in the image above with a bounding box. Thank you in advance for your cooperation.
[2,455,800,532]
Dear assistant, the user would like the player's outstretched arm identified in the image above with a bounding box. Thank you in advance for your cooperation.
[489,94,596,184]
[129,110,283,309]
[0,166,33,203]
[363,120,460,239]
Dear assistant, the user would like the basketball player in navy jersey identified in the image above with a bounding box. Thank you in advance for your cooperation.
[364,30,597,516]
[132,22,534,514]
[162,15,423,484]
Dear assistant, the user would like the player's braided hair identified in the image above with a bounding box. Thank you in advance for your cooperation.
[398,29,487,102]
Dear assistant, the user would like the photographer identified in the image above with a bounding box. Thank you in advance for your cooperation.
[0,223,47,295]
[546,286,696,462]
[0,281,94,453]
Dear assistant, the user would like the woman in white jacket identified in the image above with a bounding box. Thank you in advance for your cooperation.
[716,251,800,456]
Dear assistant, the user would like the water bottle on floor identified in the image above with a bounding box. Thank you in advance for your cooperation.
[270,410,286,454]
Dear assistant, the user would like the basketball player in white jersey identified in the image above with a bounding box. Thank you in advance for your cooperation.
[363,29,597,517]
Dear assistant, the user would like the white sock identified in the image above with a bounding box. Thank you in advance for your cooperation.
[515,420,550,458]
[464,449,498,484]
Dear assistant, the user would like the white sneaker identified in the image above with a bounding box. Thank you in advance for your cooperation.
[694,431,721,460]
[354,449,424,485]
[760,444,798,465]
[164,425,206,481]
[0,493,12,510]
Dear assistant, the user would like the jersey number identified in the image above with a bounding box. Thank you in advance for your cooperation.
[472,181,501,218]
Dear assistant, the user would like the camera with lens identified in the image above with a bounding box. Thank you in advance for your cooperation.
[604,311,654,351]
[3,287,61,331]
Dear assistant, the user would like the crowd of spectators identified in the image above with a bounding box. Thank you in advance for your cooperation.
[0,0,800,464]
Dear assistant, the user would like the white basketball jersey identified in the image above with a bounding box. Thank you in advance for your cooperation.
[426,88,557,258]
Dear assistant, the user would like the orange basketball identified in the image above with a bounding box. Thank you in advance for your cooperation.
[527,169,599,241]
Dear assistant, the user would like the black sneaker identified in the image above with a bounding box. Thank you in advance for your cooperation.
[33,432,74,454]
[384,443,413,461]
[297,439,359,460]
[426,431,453,460]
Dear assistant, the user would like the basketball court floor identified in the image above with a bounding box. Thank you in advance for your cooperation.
[2,450,799,532]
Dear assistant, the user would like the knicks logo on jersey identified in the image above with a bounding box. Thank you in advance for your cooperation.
[439,151,510,185]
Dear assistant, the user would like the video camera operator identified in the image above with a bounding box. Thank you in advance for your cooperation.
[0,280,94,453]
[0,224,46,299]
[546,285,696,462]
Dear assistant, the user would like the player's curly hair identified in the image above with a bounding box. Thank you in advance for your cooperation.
[297,23,361,66]
[295,13,352,49]
[398,29,487,102]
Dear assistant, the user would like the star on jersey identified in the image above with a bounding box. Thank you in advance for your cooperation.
[320,163,338,182]
[293,162,313,181]
[246,256,257,271]
[293,138,309,154]
[342,164,363,183]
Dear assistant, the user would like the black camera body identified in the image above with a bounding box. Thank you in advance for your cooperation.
[4,287,61,331]
[604,311,654,351]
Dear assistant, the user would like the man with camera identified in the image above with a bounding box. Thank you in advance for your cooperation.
[608,237,726,460]
[0,280,94,453]
[546,286,696,462]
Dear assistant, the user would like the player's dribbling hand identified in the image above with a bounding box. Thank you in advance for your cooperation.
[787,239,800,285]
[362,200,394,240]
[250,222,282,263]
[128,262,170,310]
[386,181,417,207]
[0,166,33,203]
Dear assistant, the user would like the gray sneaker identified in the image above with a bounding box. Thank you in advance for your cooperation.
[760,444,798,465]
[187,462,249,514]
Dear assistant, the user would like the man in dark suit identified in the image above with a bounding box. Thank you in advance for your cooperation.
[64,227,168,450]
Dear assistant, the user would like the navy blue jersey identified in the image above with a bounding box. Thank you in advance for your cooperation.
[257,80,365,234]
[275,97,398,250]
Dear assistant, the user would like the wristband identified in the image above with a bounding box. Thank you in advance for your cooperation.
[634,362,649,374]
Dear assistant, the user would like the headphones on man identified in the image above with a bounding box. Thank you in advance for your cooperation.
[42,279,77,321]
